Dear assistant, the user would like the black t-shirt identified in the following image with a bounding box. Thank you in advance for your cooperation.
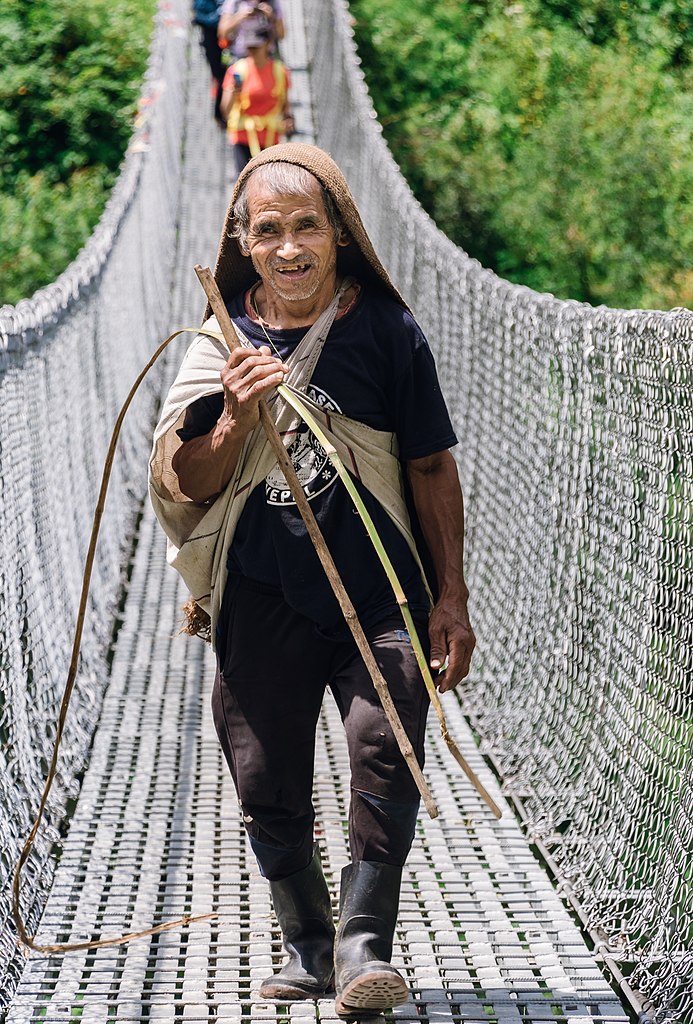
[177,286,458,635]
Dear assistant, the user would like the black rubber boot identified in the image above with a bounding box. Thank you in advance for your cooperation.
[259,849,336,1000]
[334,861,409,1017]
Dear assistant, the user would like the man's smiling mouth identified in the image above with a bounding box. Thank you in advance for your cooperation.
[274,262,313,276]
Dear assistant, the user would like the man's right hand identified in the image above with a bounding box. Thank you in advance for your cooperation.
[221,345,287,432]
[172,345,286,503]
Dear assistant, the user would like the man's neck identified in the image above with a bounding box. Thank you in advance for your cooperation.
[254,278,341,330]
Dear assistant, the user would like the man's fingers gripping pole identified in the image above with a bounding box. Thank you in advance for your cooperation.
[194,265,439,819]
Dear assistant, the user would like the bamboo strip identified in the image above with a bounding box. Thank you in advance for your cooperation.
[13,326,218,954]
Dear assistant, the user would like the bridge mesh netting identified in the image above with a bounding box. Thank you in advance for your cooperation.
[1,0,692,1020]
[0,0,190,1009]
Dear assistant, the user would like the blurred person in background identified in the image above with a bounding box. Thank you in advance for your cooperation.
[220,24,293,177]
[192,0,227,127]
[218,0,285,59]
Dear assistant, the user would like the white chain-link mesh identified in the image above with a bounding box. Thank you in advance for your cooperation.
[0,0,190,1008]
[0,0,691,1020]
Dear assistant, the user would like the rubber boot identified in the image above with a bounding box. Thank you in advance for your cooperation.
[334,861,409,1017]
[259,848,335,1000]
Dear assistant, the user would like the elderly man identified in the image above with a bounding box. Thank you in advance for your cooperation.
[150,144,475,1016]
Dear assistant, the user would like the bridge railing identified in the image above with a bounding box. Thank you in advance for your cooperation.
[0,0,189,1008]
[305,2,693,1021]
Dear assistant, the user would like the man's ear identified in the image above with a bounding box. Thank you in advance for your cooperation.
[337,229,351,248]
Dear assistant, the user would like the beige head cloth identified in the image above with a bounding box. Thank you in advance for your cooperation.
[202,142,408,322]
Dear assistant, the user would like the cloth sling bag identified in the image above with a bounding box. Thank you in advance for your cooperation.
[149,287,432,643]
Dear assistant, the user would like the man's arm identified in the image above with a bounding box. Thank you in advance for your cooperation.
[407,449,476,692]
[218,6,248,39]
[220,73,239,122]
[256,1,284,38]
[172,345,286,502]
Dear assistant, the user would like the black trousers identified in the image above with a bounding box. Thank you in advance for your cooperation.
[197,23,226,121]
[231,143,253,178]
[212,574,430,880]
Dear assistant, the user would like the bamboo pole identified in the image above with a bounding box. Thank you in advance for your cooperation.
[195,265,439,819]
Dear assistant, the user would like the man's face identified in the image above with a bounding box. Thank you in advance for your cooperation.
[242,175,339,305]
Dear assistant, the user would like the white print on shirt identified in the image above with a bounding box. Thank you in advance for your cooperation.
[265,385,341,506]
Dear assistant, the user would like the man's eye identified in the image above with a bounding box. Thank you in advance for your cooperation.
[298,220,317,230]
[254,224,277,235]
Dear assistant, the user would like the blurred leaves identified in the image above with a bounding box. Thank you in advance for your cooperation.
[0,0,156,305]
[349,0,693,310]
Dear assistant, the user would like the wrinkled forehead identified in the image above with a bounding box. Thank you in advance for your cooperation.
[244,164,328,218]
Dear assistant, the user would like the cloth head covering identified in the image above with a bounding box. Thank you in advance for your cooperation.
[203,142,408,321]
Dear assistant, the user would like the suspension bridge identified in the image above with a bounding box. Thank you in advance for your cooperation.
[1,0,691,1021]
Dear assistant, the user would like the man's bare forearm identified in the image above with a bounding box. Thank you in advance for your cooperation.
[407,449,475,689]
[172,413,249,502]
[407,450,469,602]
[218,11,244,38]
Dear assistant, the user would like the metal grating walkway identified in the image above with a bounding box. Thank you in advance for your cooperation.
[7,4,630,1022]
[7,502,630,1024]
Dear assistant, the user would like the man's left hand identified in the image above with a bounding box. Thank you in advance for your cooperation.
[428,595,476,692]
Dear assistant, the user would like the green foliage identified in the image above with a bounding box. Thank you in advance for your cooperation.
[349,0,693,309]
[532,0,693,64]
[0,0,156,305]
[0,169,112,306]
